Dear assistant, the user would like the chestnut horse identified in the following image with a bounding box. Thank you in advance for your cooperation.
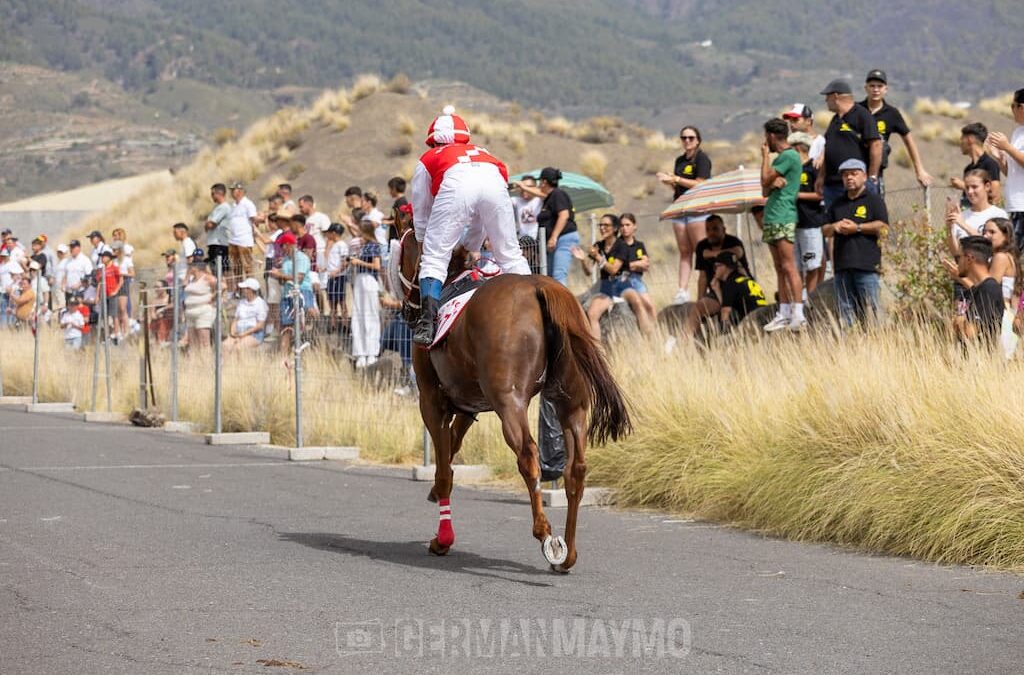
[397,232,631,572]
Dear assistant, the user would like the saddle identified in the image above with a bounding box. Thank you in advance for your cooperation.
[431,259,503,348]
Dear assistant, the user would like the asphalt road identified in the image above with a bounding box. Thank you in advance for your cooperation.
[0,407,1021,674]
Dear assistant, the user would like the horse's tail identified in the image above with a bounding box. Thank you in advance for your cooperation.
[537,281,632,445]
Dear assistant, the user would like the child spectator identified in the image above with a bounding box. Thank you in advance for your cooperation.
[324,223,350,333]
[61,295,87,349]
[616,213,656,335]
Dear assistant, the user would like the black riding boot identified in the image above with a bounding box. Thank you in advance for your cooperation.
[413,296,440,346]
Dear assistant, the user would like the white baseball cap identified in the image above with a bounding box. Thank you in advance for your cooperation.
[238,277,261,291]
[57,243,69,253]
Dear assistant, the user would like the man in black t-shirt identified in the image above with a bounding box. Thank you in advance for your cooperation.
[951,123,1003,207]
[816,79,882,211]
[712,252,767,327]
[789,132,826,294]
[824,158,889,327]
[693,214,747,298]
[948,236,1003,346]
[860,69,933,194]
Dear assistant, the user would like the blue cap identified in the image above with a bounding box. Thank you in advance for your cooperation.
[838,158,867,173]
[191,247,205,259]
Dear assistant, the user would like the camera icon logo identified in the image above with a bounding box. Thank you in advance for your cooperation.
[335,620,384,656]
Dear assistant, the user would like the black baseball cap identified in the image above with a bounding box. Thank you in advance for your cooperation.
[69,239,81,247]
[820,79,853,95]
[539,167,562,184]
[1014,89,1024,105]
[865,69,887,84]
[88,230,103,239]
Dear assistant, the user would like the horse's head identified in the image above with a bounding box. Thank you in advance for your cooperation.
[397,230,421,325]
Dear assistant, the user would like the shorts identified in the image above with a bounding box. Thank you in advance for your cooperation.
[327,274,347,302]
[184,303,216,330]
[795,228,824,273]
[762,222,796,244]
[280,288,315,328]
[626,276,648,294]
[596,277,628,298]
[117,277,131,298]
[671,214,710,228]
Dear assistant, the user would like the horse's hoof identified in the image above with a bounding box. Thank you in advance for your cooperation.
[541,535,568,566]
[550,563,572,575]
[428,538,450,556]
[426,487,438,503]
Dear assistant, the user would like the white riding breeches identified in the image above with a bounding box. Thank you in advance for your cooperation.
[419,163,532,282]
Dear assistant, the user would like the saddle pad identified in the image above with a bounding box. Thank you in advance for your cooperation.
[430,289,478,349]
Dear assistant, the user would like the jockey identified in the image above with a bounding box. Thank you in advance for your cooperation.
[410,105,533,345]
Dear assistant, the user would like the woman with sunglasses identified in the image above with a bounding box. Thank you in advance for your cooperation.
[657,126,712,305]
[571,214,630,341]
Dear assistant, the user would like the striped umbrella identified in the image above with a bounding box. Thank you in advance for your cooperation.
[509,170,614,213]
[659,167,766,220]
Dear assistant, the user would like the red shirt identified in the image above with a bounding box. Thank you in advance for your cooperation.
[99,263,121,297]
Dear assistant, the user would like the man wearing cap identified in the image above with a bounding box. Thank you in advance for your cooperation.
[782,104,825,162]
[63,239,93,304]
[817,79,883,210]
[87,230,112,267]
[267,230,313,353]
[824,158,889,327]
[298,195,331,304]
[789,132,826,294]
[228,182,257,285]
[204,183,232,273]
[410,105,532,345]
[986,88,1024,243]
[861,69,932,193]
[54,243,69,310]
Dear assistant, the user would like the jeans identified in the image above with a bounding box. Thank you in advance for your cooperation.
[834,269,881,327]
[547,231,580,286]
[382,316,413,368]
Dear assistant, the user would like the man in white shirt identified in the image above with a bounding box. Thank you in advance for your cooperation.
[298,195,331,298]
[54,243,69,310]
[227,182,257,286]
[783,104,825,163]
[172,222,196,285]
[62,239,94,302]
[512,175,542,241]
[0,248,22,326]
[987,88,1024,243]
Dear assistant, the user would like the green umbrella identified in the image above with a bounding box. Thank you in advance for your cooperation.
[509,170,614,213]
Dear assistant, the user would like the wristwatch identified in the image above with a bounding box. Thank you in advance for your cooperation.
[856,222,862,233]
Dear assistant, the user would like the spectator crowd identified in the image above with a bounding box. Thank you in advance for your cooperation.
[3,73,1023,372]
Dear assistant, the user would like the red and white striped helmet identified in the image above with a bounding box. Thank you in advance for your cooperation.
[425,105,471,147]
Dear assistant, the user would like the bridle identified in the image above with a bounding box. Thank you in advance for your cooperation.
[398,229,421,314]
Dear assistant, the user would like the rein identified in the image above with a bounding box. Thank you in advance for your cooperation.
[398,229,421,310]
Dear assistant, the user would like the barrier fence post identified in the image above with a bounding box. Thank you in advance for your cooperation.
[91,278,101,411]
[138,283,153,410]
[538,226,547,277]
[422,426,431,467]
[214,256,223,434]
[589,213,599,285]
[31,271,42,404]
[293,247,303,449]
[171,274,179,421]
[100,264,112,412]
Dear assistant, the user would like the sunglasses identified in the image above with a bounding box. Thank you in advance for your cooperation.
[599,223,614,228]
[680,135,698,141]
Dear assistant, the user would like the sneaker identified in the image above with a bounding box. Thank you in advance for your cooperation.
[788,316,807,332]
[393,385,414,397]
[763,314,789,333]
[672,289,691,305]
[663,336,678,354]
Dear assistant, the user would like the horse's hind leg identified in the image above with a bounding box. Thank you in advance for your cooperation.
[496,400,551,545]
[553,405,588,573]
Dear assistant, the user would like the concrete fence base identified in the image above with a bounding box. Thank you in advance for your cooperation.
[0,396,32,406]
[205,431,271,446]
[22,402,76,414]
[412,464,492,482]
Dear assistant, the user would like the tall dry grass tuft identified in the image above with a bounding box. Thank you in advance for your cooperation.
[5,320,1024,569]
[543,116,573,137]
[396,113,417,137]
[579,150,608,183]
[979,93,1014,118]
[351,74,382,101]
[385,73,412,94]
[914,97,938,115]
[643,131,676,151]
[588,326,1024,570]
[934,99,968,120]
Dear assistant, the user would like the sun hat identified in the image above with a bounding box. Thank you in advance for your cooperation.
[238,278,261,291]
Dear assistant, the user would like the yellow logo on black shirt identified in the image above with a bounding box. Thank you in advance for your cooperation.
[877,120,887,134]
[683,165,694,175]
[636,248,644,257]
[840,122,852,132]
[854,205,867,219]
[800,171,809,185]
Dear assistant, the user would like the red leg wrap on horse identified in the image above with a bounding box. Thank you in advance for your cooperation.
[437,498,455,547]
